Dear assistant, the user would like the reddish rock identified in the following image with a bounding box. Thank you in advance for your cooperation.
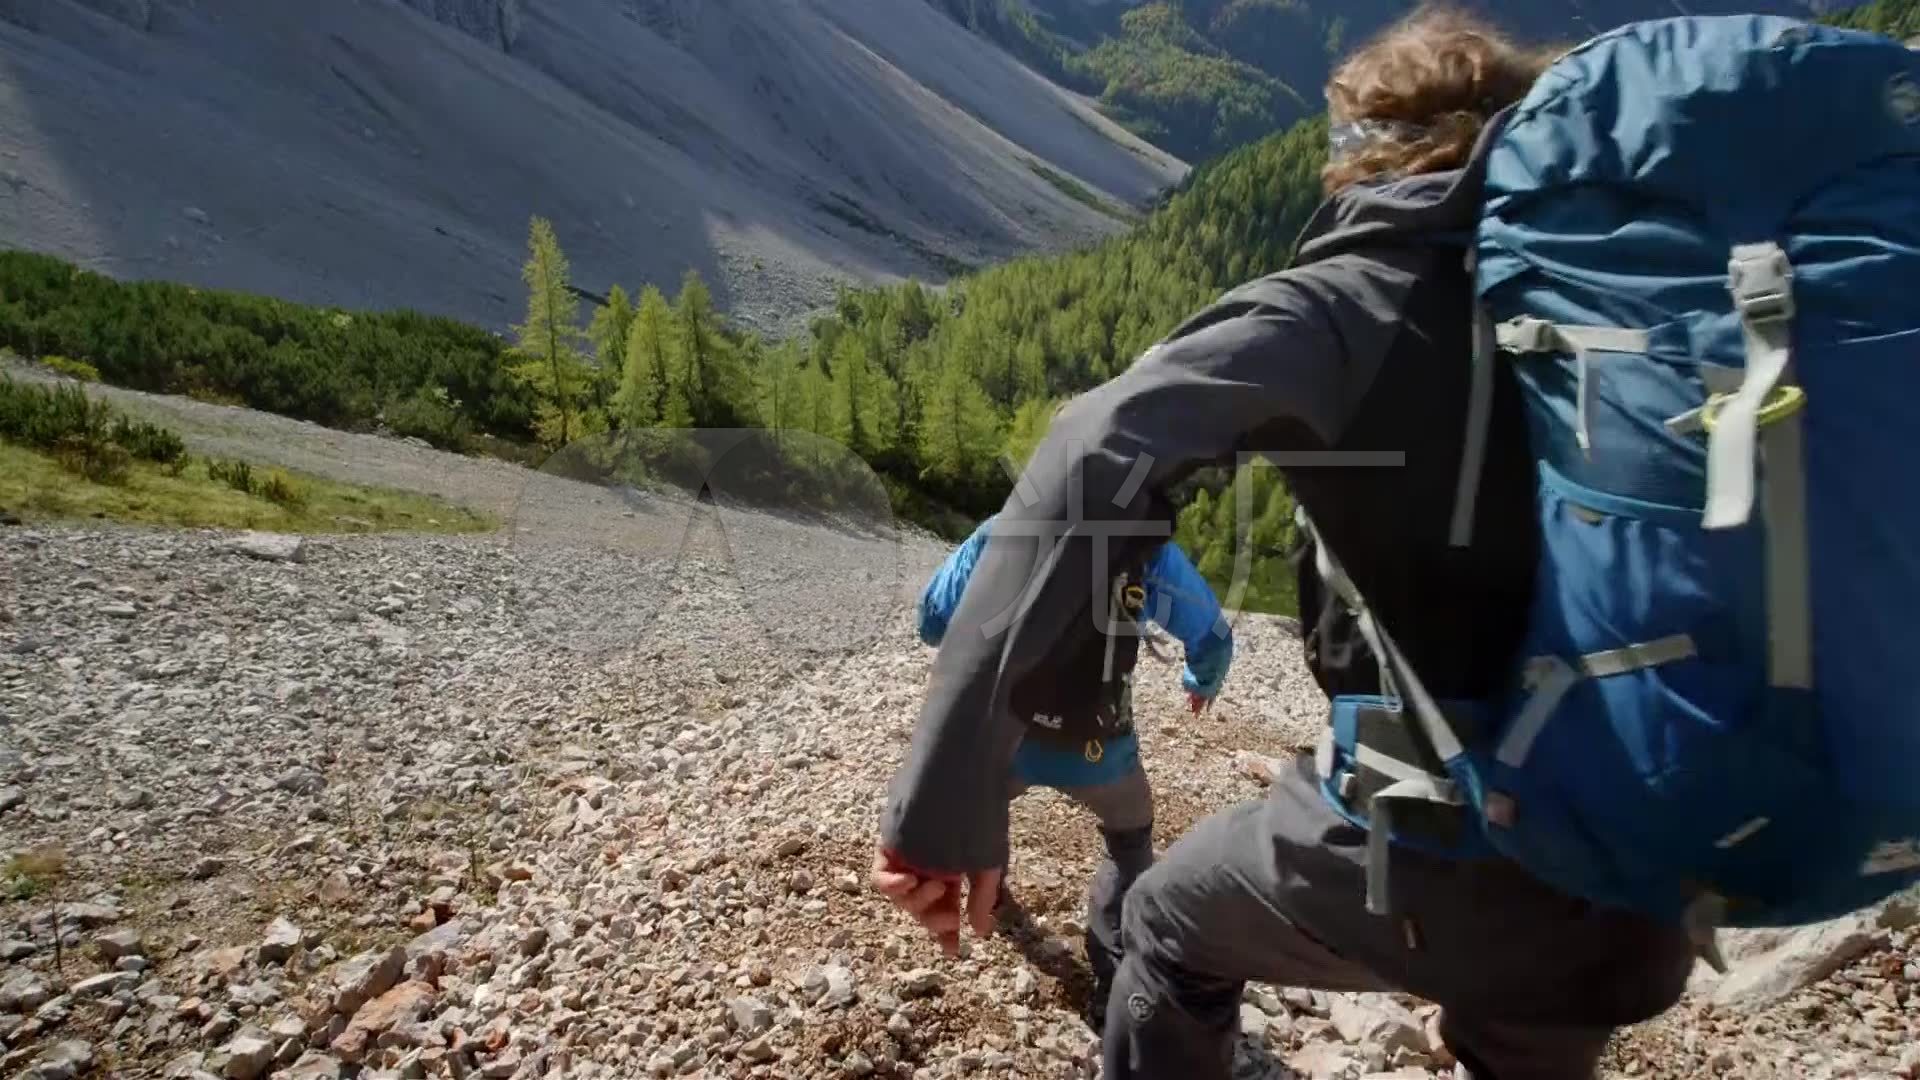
[331,981,436,1064]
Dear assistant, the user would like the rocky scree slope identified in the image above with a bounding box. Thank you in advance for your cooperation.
[0,0,1183,335]
[0,523,1915,1078]
[0,398,1917,1078]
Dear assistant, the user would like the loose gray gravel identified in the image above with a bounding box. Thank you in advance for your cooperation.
[2,388,1915,1079]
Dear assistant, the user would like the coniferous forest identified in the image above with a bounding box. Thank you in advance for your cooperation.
[0,115,1331,608]
[5,1,1914,614]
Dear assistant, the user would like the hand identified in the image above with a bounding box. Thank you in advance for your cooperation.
[1188,691,1212,715]
[870,849,1003,958]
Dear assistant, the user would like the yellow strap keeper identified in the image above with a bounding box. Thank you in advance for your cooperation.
[1700,384,1806,434]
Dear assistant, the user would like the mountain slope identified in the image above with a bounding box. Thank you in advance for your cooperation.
[931,0,1840,160]
[0,0,1184,335]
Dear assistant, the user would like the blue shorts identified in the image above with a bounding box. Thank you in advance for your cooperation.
[1013,732,1142,790]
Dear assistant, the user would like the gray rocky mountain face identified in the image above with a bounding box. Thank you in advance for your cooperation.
[0,0,1183,334]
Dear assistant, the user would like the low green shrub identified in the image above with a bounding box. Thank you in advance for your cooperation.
[206,458,256,496]
[259,470,306,509]
[383,385,473,451]
[110,415,185,464]
[0,376,184,482]
[57,434,131,484]
[39,354,100,382]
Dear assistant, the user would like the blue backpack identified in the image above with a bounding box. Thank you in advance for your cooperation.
[1311,15,1920,941]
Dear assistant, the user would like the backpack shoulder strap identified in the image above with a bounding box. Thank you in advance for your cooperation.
[1297,508,1468,915]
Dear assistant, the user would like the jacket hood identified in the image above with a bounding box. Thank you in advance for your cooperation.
[1292,108,1512,265]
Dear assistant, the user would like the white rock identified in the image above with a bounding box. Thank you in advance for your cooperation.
[227,532,306,563]
[1239,1003,1273,1039]
[1329,995,1423,1056]
[275,767,326,795]
[213,1024,276,1080]
[71,970,140,997]
[1711,915,1887,1009]
[1011,968,1037,1001]
[895,968,943,998]
[18,1039,95,1080]
[818,964,856,1009]
[1287,1041,1371,1080]
[282,1052,344,1079]
[729,996,773,1036]
[96,928,146,961]
[1245,984,1285,1016]
[1285,986,1328,1016]
[259,917,304,964]
[324,947,406,1016]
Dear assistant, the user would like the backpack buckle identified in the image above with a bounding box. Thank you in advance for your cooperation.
[1728,247,1796,324]
[1495,316,1556,353]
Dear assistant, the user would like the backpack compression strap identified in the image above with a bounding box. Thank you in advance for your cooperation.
[1711,244,1813,690]
[1462,243,1812,693]
[1298,508,1467,915]
[1660,245,1813,692]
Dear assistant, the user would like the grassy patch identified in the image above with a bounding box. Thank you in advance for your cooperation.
[0,376,186,484]
[0,441,496,535]
[1027,161,1133,222]
[4,846,68,901]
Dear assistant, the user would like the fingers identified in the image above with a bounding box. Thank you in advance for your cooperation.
[870,852,920,900]
[904,877,954,919]
[871,848,1007,957]
[875,870,960,928]
[966,867,1004,940]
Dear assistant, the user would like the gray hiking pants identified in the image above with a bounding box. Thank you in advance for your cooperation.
[1010,758,1156,1000]
[1103,754,1696,1080]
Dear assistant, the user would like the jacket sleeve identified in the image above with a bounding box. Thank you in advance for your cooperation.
[1143,542,1234,698]
[917,517,995,647]
[880,272,1378,875]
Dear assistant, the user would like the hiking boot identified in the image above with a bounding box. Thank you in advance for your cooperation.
[1082,974,1112,1036]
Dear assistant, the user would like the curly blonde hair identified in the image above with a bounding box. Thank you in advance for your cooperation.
[1321,6,1560,194]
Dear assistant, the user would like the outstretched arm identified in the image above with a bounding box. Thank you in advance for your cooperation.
[881,270,1369,885]
[1143,542,1234,704]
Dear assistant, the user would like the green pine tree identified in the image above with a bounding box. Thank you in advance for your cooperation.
[615,285,675,429]
[509,217,590,446]
[1000,394,1061,474]
[675,270,738,427]
[919,358,1002,485]
[831,333,898,459]
[587,284,634,428]
[756,340,807,443]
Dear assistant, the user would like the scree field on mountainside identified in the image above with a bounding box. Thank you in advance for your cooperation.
[5,2,1920,1078]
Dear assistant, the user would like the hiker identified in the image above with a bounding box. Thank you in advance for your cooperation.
[914,511,1232,1026]
[875,10,1873,1076]
[880,6,1920,1075]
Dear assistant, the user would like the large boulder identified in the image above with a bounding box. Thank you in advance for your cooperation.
[227,532,307,563]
